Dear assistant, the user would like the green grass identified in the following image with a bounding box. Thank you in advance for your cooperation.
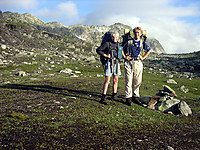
[0,61,199,149]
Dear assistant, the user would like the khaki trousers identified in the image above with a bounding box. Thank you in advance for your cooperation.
[124,60,143,98]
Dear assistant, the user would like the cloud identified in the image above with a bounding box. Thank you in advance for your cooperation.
[0,0,37,9]
[79,0,200,53]
[34,1,78,24]
[146,18,200,53]
[58,1,78,19]
[34,8,60,20]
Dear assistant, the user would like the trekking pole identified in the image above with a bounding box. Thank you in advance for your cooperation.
[111,50,114,74]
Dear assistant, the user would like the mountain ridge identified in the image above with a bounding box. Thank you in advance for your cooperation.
[0,11,166,54]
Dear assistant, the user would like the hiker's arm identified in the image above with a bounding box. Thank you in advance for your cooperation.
[103,53,111,58]
[96,42,110,58]
[139,42,151,61]
[139,49,152,61]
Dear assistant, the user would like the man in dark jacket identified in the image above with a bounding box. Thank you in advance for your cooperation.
[96,31,121,105]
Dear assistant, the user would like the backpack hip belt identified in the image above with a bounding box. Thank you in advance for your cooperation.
[127,57,140,61]
[133,57,140,61]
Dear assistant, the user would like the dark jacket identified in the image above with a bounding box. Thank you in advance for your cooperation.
[96,41,118,58]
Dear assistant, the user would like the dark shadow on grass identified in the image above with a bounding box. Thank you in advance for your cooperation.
[0,83,127,105]
[0,84,102,102]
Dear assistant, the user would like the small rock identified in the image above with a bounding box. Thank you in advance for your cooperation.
[1,44,6,50]
[60,68,73,74]
[166,79,177,84]
[44,57,51,61]
[27,78,38,81]
[165,74,173,78]
[96,74,103,77]
[16,71,27,77]
[73,71,81,74]
[137,139,143,142]
[60,106,64,109]
[167,146,174,150]
[0,54,4,59]
[70,74,78,77]
[0,59,3,65]
[179,85,189,93]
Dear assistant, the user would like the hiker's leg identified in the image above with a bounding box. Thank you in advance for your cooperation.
[101,76,111,105]
[103,60,112,95]
[132,60,143,97]
[103,76,111,94]
[124,60,133,98]
[113,75,118,93]
[112,61,121,94]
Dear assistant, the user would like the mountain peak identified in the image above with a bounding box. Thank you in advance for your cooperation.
[1,11,166,54]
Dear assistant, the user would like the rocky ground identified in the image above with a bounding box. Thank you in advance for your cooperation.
[0,42,199,149]
[0,76,199,149]
[0,18,199,149]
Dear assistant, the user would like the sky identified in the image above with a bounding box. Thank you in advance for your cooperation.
[1,0,200,54]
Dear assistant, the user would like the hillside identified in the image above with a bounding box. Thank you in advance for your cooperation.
[0,11,166,54]
[0,11,199,150]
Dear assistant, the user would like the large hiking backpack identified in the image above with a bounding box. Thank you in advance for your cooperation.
[99,32,113,65]
[97,32,123,66]
[100,32,113,45]
[122,29,147,46]
[122,29,147,56]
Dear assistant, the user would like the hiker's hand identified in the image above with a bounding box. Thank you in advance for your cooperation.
[124,56,132,61]
[104,54,111,58]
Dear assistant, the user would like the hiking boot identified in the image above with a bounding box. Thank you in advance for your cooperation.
[126,98,132,106]
[100,94,108,105]
[111,93,118,101]
[133,97,142,106]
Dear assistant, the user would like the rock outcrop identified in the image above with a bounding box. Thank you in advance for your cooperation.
[0,11,199,79]
[1,11,166,54]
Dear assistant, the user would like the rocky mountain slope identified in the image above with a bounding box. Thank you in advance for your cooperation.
[0,11,199,79]
[0,11,165,54]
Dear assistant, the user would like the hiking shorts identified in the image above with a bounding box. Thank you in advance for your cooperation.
[105,60,121,77]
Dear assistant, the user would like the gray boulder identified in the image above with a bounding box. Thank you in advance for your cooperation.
[179,85,189,93]
[166,79,177,84]
[178,101,192,116]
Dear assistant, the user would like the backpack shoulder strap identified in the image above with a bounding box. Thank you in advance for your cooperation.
[129,39,133,45]
[108,42,111,53]
[139,37,145,57]
[140,37,143,48]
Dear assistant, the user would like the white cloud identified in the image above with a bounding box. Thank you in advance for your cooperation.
[79,0,200,53]
[34,8,60,20]
[0,0,37,9]
[80,13,141,26]
[34,1,78,24]
[146,18,200,53]
[57,1,78,19]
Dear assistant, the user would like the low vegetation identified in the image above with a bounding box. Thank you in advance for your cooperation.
[0,18,199,149]
[0,61,199,149]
